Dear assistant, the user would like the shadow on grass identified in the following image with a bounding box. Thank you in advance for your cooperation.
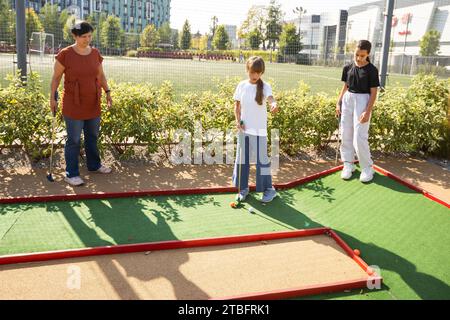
[247,184,450,300]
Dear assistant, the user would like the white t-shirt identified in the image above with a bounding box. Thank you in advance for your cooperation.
[233,80,273,137]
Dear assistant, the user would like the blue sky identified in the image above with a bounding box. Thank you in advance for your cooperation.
[171,0,370,33]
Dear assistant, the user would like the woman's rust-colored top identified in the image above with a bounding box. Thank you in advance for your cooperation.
[56,46,103,120]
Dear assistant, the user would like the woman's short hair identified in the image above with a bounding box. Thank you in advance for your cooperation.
[71,21,94,37]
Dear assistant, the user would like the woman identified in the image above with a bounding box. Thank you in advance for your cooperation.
[50,21,112,186]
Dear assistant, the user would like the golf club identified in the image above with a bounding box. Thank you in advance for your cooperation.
[46,91,58,182]
[335,101,342,166]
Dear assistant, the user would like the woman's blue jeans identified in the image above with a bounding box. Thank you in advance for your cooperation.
[64,116,101,178]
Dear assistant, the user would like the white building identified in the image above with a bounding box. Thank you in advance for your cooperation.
[223,25,238,49]
[288,10,348,60]
[287,14,322,56]
[347,0,450,56]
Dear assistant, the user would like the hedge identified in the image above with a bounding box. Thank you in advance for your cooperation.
[0,72,448,161]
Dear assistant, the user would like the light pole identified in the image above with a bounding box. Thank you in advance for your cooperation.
[293,6,307,55]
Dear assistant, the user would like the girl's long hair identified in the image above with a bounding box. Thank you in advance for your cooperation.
[246,56,265,105]
[357,40,372,63]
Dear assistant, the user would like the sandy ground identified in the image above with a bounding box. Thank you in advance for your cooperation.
[0,235,369,300]
[0,149,448,203]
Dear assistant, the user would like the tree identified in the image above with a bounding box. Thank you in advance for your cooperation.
[212,25,229,50]
[140,24,160,48]
[39,4,68,46]
[171,30,179,49]
[191,30,202,50]
[63,15,76,43]
[239,5,267,50]
[210,16,218,38]
[199,34,209,50]
[419,30,441,57]
[26,8,44,44]
[85,12,107,46]
[158,21,172,44]
[279,23,301,55]
[101,15,122,49]
[0,0,15,44]
[246,28,262,50]
[180,20,191,50]
[265,0,284,50]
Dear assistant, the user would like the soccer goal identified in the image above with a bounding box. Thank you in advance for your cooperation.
[29,32,54,64]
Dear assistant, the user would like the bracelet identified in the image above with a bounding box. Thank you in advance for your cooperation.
[105,89,111,94]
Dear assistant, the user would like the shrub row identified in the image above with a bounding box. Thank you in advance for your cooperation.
[0,73,448,161]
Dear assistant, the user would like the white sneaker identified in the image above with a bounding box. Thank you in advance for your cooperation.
[360,167,375,183]
[341,162,356,180]
[64,176,84,186]
[95,165,112,174]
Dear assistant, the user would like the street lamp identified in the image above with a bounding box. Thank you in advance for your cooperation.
[293,6,307,58]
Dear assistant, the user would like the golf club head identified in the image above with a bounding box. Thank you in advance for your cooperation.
[46,174,55,182]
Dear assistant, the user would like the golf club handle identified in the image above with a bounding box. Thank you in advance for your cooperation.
[52,91,59,117]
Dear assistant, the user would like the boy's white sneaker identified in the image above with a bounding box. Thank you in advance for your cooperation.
[360,167,375,183]
[341,162,356,180]
[64,176,84,186]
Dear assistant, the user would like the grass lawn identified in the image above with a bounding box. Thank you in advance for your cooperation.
[0,53,413,99]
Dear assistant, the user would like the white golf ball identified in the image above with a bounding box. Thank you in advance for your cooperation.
[248,207,255,213]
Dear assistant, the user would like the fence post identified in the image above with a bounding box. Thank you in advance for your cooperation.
[380,0,395,89]
[15,0,27,82]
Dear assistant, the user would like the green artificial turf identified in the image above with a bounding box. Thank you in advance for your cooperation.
[0,169,448,299]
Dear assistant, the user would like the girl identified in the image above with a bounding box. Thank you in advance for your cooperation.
[336,40,380,183]
[233,56,279,203]
[50,21,113,186]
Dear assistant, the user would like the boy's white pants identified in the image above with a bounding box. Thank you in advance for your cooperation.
[340,91,373,170]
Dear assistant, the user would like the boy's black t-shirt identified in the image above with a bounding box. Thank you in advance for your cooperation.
[341,62,380,94]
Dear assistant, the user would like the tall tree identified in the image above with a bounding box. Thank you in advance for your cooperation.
[171,29,179,49]
[212,25,229,50]
[239,5,267,50]
[419,30,441,57]
[158,21,172,44]
[246,28,262,50]
[140,24,160,48]
[0,0,15,44]
[101,15,123,49]
[26,8,44,44]
[279,23,302,55]
[180,19,191,50]
[39,4,68,47]
[210,16,219,38]
[265,0,284,50]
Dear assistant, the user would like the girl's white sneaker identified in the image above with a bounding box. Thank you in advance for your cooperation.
[360,167,374,183]
[341,162,355,180]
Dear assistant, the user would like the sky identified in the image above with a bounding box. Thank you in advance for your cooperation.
[170,0,370,33]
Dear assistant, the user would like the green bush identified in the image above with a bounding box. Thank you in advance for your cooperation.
[0,72,61,160]
[0,73,448,161]
[125,50,137,57]
[416,65,450,78]
[270,82,336,155]
[370,74,449,155]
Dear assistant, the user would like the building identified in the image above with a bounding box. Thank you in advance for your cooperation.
[11,0,171,33]
[288,10,348,60]
[287,14,321,56]
[223,24,237,49]
[347,0,450,56]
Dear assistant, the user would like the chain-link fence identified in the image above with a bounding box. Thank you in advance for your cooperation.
[1,0,450,96]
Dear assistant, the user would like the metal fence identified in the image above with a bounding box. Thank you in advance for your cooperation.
[1,0,449,96]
